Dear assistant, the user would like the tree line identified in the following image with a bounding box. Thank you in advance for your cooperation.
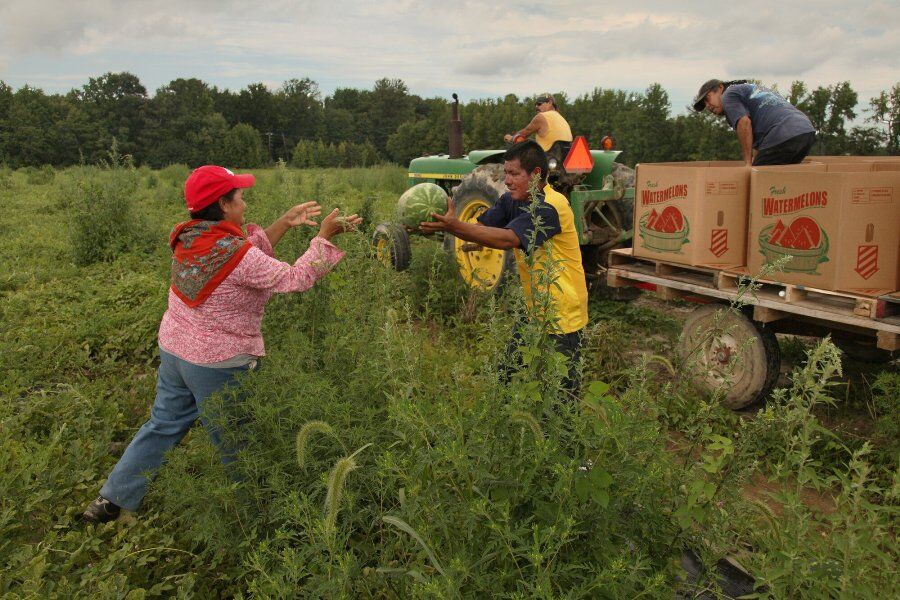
[0,73,897,169]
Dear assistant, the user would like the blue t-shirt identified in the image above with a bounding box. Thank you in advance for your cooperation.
[722,83,815,150]
[476,191,562,254]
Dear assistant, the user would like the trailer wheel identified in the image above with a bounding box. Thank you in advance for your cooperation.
[678,304,781,410]
[444,175,514,293]
[372,223,411,271]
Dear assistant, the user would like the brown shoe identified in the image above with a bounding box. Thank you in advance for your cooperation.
[81,496,121,523]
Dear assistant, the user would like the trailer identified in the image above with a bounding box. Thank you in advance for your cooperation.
[606,248,899,409]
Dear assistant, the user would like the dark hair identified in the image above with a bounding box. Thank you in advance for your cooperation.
[722,79,749,90]
[189,188,237,220]
[504,140,549,184]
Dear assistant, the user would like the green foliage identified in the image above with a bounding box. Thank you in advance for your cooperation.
[24,164,56,185]
[324,452,361,548]
[870,371,900,454]
[292,138,381,168]
[794,80,860,155]
[69,160,158,266]
[0,165,11,189]
[732,343,898,599]
[216,123,265,168]
[77,71,148,162]
[386,100,450,164]
[868,83,900,154]
[2,166,897,598]
[295,420,342,468]
[3,75,894,170]
[157,163,190,186]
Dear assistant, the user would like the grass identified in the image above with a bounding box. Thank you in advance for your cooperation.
[1,164,897,598]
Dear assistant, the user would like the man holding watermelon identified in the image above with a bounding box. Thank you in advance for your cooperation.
[420,140,589,395]
[693,79,816,166]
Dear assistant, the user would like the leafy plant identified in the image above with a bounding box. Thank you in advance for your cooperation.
[2,165,896,598]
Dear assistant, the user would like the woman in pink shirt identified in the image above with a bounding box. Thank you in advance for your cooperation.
[82,166,361,523]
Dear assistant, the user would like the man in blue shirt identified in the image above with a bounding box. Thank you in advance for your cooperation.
[421,141,589,395]
[693,79,816,166]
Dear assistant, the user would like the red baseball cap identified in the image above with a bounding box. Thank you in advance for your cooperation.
[184,165,256,212]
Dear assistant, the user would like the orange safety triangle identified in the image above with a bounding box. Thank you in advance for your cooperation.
[563,136,594,174]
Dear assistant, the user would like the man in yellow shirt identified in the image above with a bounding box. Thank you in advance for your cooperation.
[421,140,589,394]
[503,93,573,152]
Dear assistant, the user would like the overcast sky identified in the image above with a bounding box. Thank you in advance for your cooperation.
[1,0,897,116]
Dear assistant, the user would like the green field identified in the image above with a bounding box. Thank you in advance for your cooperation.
[1,163,897,598]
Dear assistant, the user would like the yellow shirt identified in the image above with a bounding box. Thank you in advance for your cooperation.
[513,186,588,334]
[535,111,573,152]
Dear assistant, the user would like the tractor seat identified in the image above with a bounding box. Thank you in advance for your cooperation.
[546,140,573,163]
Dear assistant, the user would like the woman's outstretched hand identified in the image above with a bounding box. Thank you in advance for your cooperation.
[281,201,322,228]
[317,209,362,241]
[265,201,323,248]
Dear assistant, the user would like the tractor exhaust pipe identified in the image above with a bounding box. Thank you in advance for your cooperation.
[449,93,463,159]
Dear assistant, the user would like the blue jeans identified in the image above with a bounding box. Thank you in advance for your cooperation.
[100,348,254,511]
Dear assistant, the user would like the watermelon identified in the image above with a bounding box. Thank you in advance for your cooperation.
[782,217,821,250]
[396,183,448,228]
[768,219,787,246]
[652,206,685,233]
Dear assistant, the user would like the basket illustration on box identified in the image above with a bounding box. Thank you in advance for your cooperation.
[639,206,690,253]
[758,216,829,274]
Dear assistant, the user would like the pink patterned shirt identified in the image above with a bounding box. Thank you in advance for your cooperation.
[158,223,344,364]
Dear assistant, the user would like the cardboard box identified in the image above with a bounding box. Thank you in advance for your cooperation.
[803,155,900,164]
[748,162,900,294]
[633,161,750,268]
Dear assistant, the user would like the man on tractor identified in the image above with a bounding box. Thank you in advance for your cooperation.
[504,93,573,152]
[693,79,816,166]
[420,140,589,395]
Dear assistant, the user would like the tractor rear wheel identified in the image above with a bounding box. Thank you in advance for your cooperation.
[678,304,781,410]
[444,170,514,293]
[372,222,411,271]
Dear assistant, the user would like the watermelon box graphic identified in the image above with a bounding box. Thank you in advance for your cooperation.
[633,162,750,268]
[748,162,900,293]
[757,216,829,274]
[639,206,690,253]
[709,229,728,257]
[855,245,878,280]
[853,225,879,280]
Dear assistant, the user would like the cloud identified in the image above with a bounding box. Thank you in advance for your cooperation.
[0,0,896,113]
[456,46,541,77]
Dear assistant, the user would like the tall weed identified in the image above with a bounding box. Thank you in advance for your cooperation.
[3,165,897,598]
[23,164,55,185]
[157,163,190,186]
[0,166,12,189]
[142,175,683,597]
[69,165,157,265]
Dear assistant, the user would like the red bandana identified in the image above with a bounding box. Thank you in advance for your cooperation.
[169,220,252,307]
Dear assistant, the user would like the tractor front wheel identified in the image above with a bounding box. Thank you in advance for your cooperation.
[678,304,781,410]
[444,176,514,293]
[582,196,636,298]
[372,222,411,271]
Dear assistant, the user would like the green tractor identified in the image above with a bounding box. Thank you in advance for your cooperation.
[373,93,636,293]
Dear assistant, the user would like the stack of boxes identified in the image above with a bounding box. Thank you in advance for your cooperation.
[633,159,900,296]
